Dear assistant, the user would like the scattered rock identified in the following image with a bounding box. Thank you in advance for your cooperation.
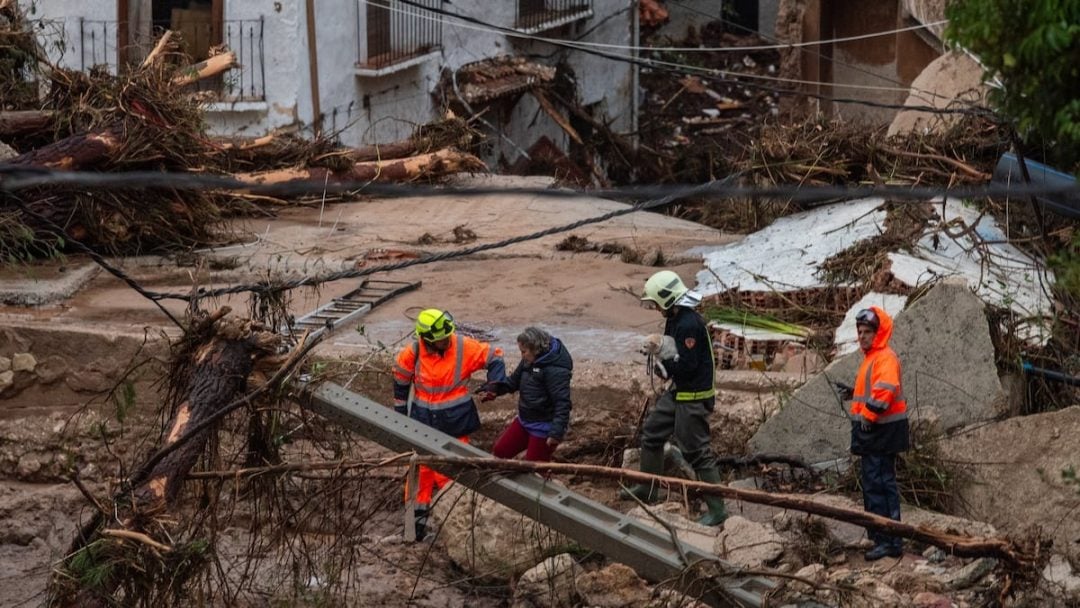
[0,370,13,393]
[65,366,115,394]
[432,484,573,579]
[16,454,43,479]
[883,569,945,594]
[790,563,826,592]
[944,558,996,590]
[0,141,16,162]
[922,546,947,563]
[34,355,68,385]
[513,554,581,608]
[714,516,783,568]
[913,591,954,608]
[647,589,708,608]
[750,281,1005,463]
[628,502,718,553]
[1042,554,1080,596]
[11,353,37,373]
[0,356,10,372]
[576,563,651,608]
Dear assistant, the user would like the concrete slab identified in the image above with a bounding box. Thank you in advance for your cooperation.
[0,261,100,306]
[748,280,1005,463]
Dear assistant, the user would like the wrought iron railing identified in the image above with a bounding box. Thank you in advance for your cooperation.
[515,0,593,33]
[78,19,121,73]
[75,17,266,101]
[357,0,442,70]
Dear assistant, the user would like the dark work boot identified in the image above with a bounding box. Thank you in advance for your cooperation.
[694,467,729,527]
[412,507,430,542]
[619,448,664,503]
[864,543,903,561]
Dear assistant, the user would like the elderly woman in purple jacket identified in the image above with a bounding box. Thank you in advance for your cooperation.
[481,327,573,462]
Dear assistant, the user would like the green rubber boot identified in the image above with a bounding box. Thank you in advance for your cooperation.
[619,448,664,503]
[695,467,729,527]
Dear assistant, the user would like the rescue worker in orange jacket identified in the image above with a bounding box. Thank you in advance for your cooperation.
[839,306,910,561]
[392,308,506,540]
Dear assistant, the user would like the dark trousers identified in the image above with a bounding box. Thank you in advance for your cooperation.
[492,418,556,462]
[860,453,902,549]
[640,391,717,472]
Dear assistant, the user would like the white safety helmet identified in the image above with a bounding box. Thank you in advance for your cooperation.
[641,270,689,311]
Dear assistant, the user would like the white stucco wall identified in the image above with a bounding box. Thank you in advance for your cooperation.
[205,0,305,137]
[27,0,120,73]
[26,0,636,172]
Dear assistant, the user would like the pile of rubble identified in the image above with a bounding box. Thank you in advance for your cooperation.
[0,4,485,260]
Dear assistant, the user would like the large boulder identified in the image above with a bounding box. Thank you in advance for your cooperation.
[940,405,1080,551]
[512,553,581,608]
[888,51,989,137]
[431,484,574,579]
[749,281,1005,463]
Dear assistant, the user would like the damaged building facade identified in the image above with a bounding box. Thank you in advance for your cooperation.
[29,0,637,168]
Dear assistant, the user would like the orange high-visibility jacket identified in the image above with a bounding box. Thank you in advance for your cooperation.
[393,334,505,436]
[850,305,910,455]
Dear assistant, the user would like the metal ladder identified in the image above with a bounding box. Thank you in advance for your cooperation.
[280,279,421,341]
[296,381,778,608]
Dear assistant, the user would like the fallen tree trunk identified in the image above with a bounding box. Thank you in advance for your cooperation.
[345,139,422,162]
[6,125,123,169]
[234,147,486,187]
[415,455,1038,569]
[0,110,53,136]
[59,310,283,607]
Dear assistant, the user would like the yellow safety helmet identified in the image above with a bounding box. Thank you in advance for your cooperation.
[641,270,689,311]
[415,308,456,342]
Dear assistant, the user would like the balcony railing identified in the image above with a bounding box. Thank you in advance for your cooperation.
[78,19,121,74]
[357,0,442,71]
[75,17,266,102]
[515,0,593,34]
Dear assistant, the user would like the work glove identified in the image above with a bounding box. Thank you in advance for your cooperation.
[474,383,500,402]
[859,420,873,433]
[641,334,679,360]
[832,382,855,401]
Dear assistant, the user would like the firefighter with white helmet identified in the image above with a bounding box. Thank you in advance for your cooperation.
[622,270,728,526]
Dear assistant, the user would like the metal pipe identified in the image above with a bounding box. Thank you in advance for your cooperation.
[1022,361,1080,387]
[305,0,323,136]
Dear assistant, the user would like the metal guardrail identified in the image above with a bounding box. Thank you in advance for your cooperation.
[298,381,777,608]
[357,0,442,70]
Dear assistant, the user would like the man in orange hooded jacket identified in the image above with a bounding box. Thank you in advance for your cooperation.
[842,306,910,561]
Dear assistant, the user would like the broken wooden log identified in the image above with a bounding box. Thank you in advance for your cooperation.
[5,125,123,169]
[0,110,53,136]
[140,30,176,69]
[415,455,1039,569]
[233,147,486,187]
[58,311,285,607]
[172,51,238,87]
[345,139,423,162]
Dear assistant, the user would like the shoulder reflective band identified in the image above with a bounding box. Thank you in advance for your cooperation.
[675,388,716,401]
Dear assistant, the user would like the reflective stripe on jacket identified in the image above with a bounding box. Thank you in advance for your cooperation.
[392,335,506,437]
[850,305,910,455]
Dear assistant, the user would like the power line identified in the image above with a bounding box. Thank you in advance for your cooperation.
[4,167,1079,200]
[5,170,1079,304]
